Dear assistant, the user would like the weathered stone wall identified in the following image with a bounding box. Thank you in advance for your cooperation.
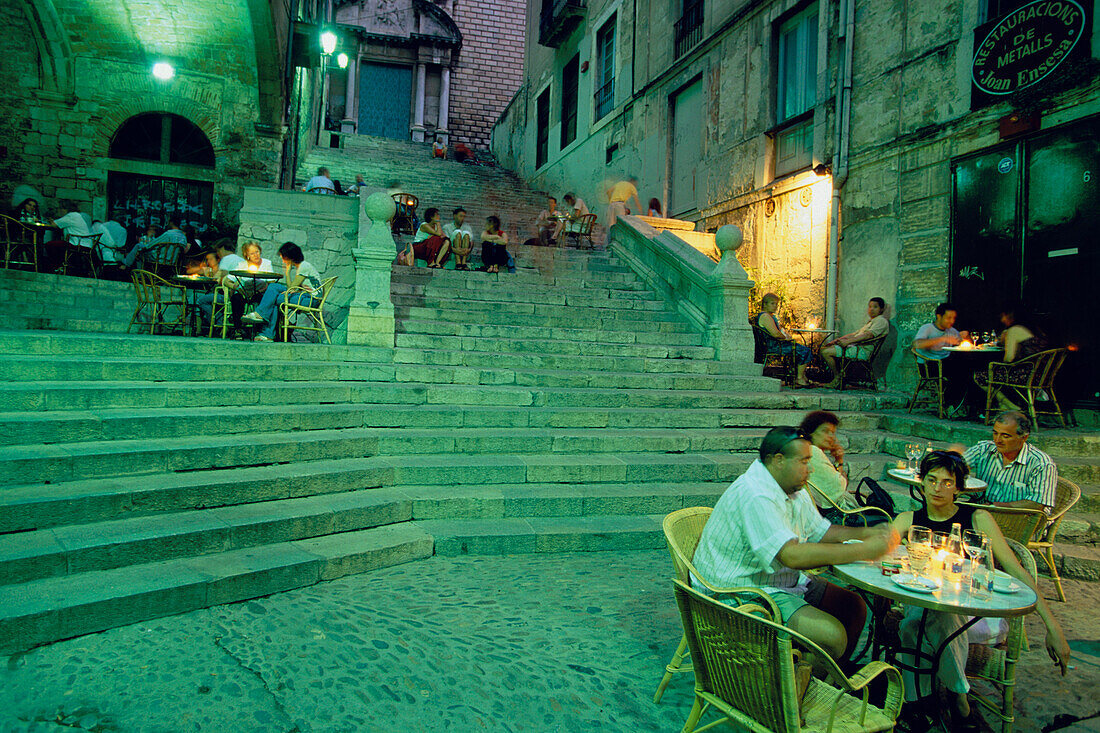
[495,0,1100,386]
[0,0,286,233]
[449,0,528,150]
[237,188,359,343]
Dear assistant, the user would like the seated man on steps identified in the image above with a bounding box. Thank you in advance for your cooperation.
[535,196,563,246]
[692,427,899,664]
[819,297,889,388]
[443,208,474,270]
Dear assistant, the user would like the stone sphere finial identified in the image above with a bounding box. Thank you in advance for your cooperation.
[715,224,744,255]
[364,192,396,224]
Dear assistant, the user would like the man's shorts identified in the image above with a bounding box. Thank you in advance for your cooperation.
[840,344,872,360]
[714,576,828,622]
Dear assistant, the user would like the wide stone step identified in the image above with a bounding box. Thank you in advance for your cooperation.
[392,296,684,325]
[392,268,644,290]
[396,318,704,346]
[0,522,434,654]
[1,489,411,585]
[0,449,908,532]
[389,361,768,387]
[394,304,696,333]
[394,333,715,360]
[420,514,668,556]
[4,425,849,486]
[0,297,132,317]
[0,354,398,383]
[1,377,907,415]
[0,329,394,363]
[1,314,130,333]
[0,404,886,449]
[879,412,1100,458]
[391,286,667,311]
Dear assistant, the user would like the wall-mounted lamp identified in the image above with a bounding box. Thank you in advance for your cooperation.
[152,62,175,80]
[337,53,348,69]
[321,31,338,55]
[813,163,831,176]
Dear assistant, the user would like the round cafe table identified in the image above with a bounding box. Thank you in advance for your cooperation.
[832,558,1036,728]
[226,269,282,301]
[171,274,217,336]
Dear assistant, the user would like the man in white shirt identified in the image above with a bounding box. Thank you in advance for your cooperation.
[692,426,899,662]
[304,167,335,194]
[535,196,563,245]
[562,193,590,233]
[442,207,474,270]
[914,302,967,409]
[819,297,890,388]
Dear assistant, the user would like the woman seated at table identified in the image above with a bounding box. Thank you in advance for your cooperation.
[799,411,856,515]
[480,215,509,274]
[754,292,812,387]
[241,242,323,342]
[892,450,1069,732]
[411,207,451,269]
[973,303,1050,410]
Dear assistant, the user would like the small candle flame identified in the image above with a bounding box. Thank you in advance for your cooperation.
[806,319,818,330]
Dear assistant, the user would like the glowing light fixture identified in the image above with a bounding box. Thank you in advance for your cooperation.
[152,62,175,80]
[321,31,337,55]
[337,53,348,69]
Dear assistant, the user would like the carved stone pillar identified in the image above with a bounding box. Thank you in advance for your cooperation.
[342,52,359,134]
[412,62,427,142]
[345,192,396,346]
[437,66,451,137]
[704,225,756,363]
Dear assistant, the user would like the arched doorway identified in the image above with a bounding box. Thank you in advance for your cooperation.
[106,113,216,238]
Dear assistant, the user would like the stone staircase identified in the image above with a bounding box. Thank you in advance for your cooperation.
[0,267,132,333]
[1,244,1096,655]
[298,135,584,247]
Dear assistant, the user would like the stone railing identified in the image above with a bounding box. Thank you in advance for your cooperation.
[609,215,757,367]
[237,188,396,346]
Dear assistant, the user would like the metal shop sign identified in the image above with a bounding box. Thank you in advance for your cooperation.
[972,0,1088,103]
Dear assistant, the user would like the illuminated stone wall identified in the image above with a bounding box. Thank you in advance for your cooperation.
[0,0,286,233]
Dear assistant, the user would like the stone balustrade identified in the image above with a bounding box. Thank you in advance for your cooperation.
[608,215,757,368]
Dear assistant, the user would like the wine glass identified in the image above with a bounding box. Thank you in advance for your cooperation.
[905,443,921,473]
[962,529,986,563]
[907,526,932,582]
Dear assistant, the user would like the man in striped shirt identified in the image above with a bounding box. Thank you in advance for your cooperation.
[962,410,1057,510]
[692,427,900,662]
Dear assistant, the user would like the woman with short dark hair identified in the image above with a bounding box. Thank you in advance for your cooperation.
[241,241,324,341]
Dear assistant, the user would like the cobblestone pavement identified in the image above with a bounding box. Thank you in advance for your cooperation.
[1,550,1097,732]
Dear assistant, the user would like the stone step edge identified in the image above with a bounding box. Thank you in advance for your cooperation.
[0,489,414,586]
[0,522,435,655]
[0,452,912,533]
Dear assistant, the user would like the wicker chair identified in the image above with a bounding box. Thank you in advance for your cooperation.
[654,507,781,704]
[970,502,1047,547]
[279,276,337,344]
[673,578,903,733]
[128,270,187,335]
[835,334,887,391]
[561,213,598,249]
[144,240,184,276]
[1,215,40,271]
[391,193,420,235]
[982,348,1069,430]
[804,480,891,527]
[965,538,1037,733]
[60,232,102,277]
[208,284,232,339]
[908,348,945,419]
[751,320,798,385]
[1028,477,1080,602]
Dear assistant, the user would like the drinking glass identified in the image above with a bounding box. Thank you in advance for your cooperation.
[962,529,986,563]
[907,526,932,582]
[905,443,921,473]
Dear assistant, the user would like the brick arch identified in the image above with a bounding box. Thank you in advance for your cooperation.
[93,98,221,161]
[19,0,74,94]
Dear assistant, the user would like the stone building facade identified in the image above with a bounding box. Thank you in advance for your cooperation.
[492,0,1100,403]
[328,0,526,149]
[0,0,295,236]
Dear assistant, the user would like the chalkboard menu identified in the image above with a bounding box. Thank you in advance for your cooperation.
[972,0,1091,108]
[107,172,214,235]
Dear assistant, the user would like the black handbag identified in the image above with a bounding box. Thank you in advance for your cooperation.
[854,476,897,518]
